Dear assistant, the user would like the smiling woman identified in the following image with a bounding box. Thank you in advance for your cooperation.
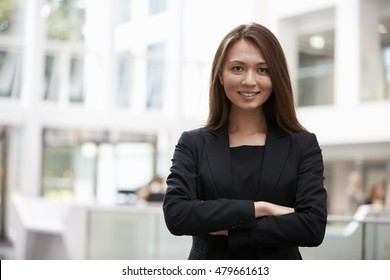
[163,22,327,260]
[219,39,273,137]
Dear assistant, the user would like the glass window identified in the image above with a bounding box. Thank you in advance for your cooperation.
[0,49,21,98]
[42,0,86,103]
[42,129,77,198]
[69,54,84,103]
[280,7,335,107]
[297,30,334,107]
[43,53,59,101]
[0,0,25,36]
[43,51,85,103]
[146,42,165,109]
[42,129,157,202]
[115,53,133,108]
[0,0,25,100]
[44,0,86,42]
[380,16,390,100]
[360,0,390,101]
[115,0,132,24]
[148,0,166,15]
[97,142,154,204]
[383,45,390,99]
[42,145,74,199]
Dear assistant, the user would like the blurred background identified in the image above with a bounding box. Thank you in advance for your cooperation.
[0,0,390,260]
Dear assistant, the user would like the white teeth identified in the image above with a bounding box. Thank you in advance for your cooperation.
[240,92,258,97]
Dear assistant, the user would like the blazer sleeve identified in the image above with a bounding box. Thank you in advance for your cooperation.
[228,132,328,250]
[163,130,256,236]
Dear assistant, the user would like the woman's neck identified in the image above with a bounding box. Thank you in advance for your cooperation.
[228,108,267,146]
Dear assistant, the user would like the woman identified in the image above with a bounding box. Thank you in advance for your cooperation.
[163,22,327,260]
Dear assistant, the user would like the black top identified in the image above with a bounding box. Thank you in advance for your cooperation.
[230,145,265,200]
[229,145,265,259]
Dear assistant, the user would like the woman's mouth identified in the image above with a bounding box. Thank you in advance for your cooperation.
[238,91,260,97]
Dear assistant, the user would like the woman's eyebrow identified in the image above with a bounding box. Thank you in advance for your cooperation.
[226,60,268,65]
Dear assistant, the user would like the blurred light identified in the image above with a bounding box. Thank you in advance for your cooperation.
[76,0,86,9]
[63,170,74,179]
[309,35,325,49]
[81,142,97,158]
[378,23,388,34]
[40,4,51,18]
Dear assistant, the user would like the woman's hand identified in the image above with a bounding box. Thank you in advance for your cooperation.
[209,230,228,236]
[254,201,294,218]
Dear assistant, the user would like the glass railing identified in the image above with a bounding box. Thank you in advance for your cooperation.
[87,204,390,260]
[301,206,390,260]
[11,196,390,260]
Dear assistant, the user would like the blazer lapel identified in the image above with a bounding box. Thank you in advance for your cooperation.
[256,125,291,200]
[204,124,234,199]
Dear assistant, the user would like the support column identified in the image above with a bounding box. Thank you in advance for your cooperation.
[359,0,383,101]
[19,0,44,197]
[84,0,114,112]
[334,0,360,108]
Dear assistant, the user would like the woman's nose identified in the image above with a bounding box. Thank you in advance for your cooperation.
[242,70,256,86]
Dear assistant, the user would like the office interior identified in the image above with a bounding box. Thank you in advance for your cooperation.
[0,0,390,260]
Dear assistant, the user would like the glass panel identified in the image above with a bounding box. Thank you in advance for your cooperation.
[146,42,165,109]
[88,211,157,259]
[69,55,84,103]
[43,54,59,101]
[115,53,132,107]
[364,220,390,259]
[116,143,154,190]
[297,31,334,107]
[380,16,390,100]
[115,0,131,24]
[0,50,21,98]
[148,0,166,15]
[87,210,191,259]
[360,1,390,101]
[44,0,86,42]
[73,142,97,201]
[97,142,154,204]
[42,145,74,199]
[42,129,157,201]
[0,0,25,36]
[384,46,390,99]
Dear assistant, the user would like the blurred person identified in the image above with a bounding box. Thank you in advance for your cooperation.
[163,22,327,260]
[137,176,166,202]
[345,171,365,214]
[366,182,385,207]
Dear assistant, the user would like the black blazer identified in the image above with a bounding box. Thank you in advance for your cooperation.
[163,124,327,259]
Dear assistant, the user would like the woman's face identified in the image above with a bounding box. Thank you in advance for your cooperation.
[219,39,273,113]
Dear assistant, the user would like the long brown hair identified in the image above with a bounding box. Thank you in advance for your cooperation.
[205,22,306,134]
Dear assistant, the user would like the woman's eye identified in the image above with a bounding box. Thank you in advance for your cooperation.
[232,66,243,71]
[259,67,269,73]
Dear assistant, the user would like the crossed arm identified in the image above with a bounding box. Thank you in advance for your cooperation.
[210,201,294,236]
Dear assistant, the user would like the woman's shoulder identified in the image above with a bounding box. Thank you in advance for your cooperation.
[291,130,320,150]
[181,126,208,137]
[292,130,315,138]
[178,126,208,146]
